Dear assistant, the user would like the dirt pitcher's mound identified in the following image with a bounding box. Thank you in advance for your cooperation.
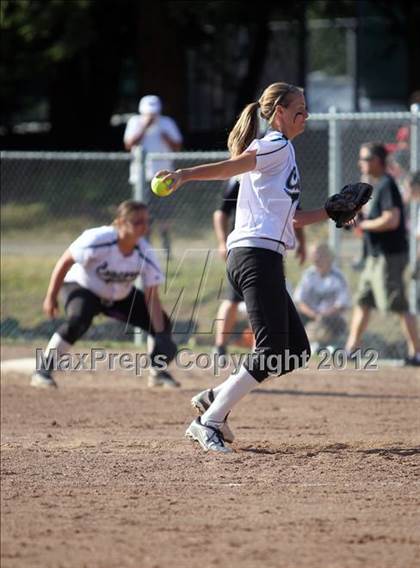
[1,345,420,568]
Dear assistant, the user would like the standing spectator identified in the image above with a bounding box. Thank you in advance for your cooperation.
[124,95,183,256]
[346,143,420,366]
[294,242,350,351]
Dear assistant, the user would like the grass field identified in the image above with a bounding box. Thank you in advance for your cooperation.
[1,225,319,334]
[1,221,412,359]
[1,240,229,337]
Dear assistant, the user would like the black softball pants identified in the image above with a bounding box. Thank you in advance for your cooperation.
[57,283,171,345]
[226,247,310,382]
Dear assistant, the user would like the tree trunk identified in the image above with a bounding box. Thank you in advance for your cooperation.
[49,1,130,149]
[234,16,272,115]
[407,0,420,99]
[136,0,186,132]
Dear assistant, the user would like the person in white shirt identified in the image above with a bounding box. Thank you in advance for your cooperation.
[294,242,351,350]
[31,201,179,389]
[157,82,331,453]
[124,95,183,183]
[124,95,183,257]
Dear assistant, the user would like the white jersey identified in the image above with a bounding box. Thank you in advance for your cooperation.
[226,130,301,255]
[294,266,351,312]
[124,115,183,182]
[65,226,164,301]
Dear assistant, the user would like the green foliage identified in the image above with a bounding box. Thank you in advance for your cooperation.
[309,27,348,76]
[1,0,92,121]
[1,0,93,59]
[306,0,356,20]
[1,0,137,131]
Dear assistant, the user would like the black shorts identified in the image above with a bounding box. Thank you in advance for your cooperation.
[224,278,243,303]
[226,247,310,382]
[57,283,170,344]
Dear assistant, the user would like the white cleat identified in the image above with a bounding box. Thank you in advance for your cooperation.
[148,369,180,388]
[30,371,57,388]
[185,417,233,453]
[191,388,235,443]
[191,388,215,413]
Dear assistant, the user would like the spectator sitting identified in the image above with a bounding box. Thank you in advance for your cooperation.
[294,242,351,351]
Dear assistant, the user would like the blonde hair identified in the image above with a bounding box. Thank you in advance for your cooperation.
[310,242,333,259]
[227,82,303,157]
[112,200,147,225]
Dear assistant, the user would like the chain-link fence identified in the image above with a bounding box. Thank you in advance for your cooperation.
[1,108,419,358]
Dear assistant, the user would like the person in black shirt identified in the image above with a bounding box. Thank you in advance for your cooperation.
[213,179,242,362]
[346,142,420,365]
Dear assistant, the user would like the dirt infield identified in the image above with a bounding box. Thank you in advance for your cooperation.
[1,345,420,568]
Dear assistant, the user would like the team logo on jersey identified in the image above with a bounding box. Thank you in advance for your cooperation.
[284,167,301,202]
[96,262,139,283]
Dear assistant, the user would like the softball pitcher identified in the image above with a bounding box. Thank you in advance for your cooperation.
[158,82,330,453]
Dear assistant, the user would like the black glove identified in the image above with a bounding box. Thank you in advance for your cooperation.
[325,182,373,228]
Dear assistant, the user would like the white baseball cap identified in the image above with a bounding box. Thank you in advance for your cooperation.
[138,95,162,115]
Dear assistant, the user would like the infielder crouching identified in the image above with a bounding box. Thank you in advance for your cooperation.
[32,200,179,389]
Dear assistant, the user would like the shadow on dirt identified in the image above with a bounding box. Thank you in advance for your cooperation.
[253,389,420,401]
